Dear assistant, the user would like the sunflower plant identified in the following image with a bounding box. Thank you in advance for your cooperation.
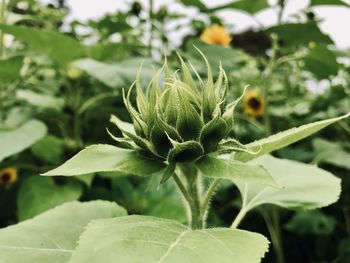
[0,50,349,263]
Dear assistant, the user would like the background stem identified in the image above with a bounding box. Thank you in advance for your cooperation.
[261,208,285,263]
[148,0,154,57]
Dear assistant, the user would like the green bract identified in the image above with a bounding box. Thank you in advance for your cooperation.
[109,49,244,163]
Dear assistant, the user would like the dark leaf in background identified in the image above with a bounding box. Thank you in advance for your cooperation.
[310,0,350,7]
[303,44,339,79]
[211,0,269,14]
[266,22,333,47]
[17,176,83,221]
[0,56,23,82]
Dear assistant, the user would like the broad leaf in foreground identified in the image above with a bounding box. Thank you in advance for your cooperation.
[69,215,269,263]
[17,177,83,220]
[0,201,126,263]
[235,155,341,211]
[196,155,279,187]
[235,113,350,162]
[43,144,165,176]
[0,119,47,162]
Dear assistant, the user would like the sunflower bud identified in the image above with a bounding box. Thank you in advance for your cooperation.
[110,49,243,163]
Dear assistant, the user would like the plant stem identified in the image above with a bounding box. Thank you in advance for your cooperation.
[200,178,221,223]
[173,168,204,229]
[173,172,192,205]
[148,0,154,57]
[261,208,285,263]
[187,172,202,229]
[0,0,6,58]
[231,206,248,228]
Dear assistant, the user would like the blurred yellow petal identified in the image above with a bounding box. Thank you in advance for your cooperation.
[200,24,232,47]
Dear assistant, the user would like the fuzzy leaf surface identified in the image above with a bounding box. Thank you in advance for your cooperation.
[235,113,350,162]
[0,201,126,263]
[69,215,269,263]
[43,144,165,176]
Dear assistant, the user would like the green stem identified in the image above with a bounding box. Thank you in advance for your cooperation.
[173,172,192,205]
[148,0,154,57]
[261,208,285,263]
[200,178,221,223]
[173,168,204,229]
[187,173,202,229]
[0,0,6,58]
[277,0,286,25]
[231,206,249,229]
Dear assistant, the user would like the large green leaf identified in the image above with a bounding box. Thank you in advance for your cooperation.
[17,177,83,221]
[211,0,269,14]
[266,23,333,47]
[42,144,165,176]
[0,119,47,162]
[196,155,279,187]
[235,113,350,162]
[0,201,126,263]
[73,58,154,88]
[235,155,341,211]
[69,215,269,263]
[0,24,86,65]
[0,56,23,82]
[303,44,339,79]
[312,138,350,170]
[310,0,349,7]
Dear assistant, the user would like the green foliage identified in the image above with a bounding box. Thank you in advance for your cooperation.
[211,0,269,14]
[303,44,339,79]
[17,177,83,220]
[310,0,349,7]
[236,155,341,211]
[43,144,165,177]
[235,113,350,162]
[285,210,336,235]
[0,24,86,65]
[196,155,279,187]
[0,201,126,263]
[266,23,333,47]
[0,119,47,162]
[73,58,154,88]
[0,1,349,262]
[69,215,269,263]
[0,56,23,81]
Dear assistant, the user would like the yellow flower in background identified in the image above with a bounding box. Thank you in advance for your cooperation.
[243,89,265,118]
[200,24,232,47]
[0,167,18,187]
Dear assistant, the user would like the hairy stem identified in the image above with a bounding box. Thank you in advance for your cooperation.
[200,178,221,225]
[231,206,249,229]
[173,172,192,205]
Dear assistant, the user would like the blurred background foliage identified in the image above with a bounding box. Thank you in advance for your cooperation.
[0,0,349,262]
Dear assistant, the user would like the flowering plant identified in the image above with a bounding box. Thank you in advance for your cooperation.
[0,51,348,263]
